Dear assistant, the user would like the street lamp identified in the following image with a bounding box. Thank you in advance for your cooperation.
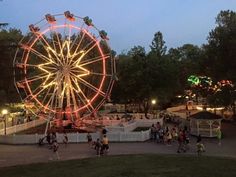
[151,99,157,118]
[151,99,156,105]
[2,109,8,135]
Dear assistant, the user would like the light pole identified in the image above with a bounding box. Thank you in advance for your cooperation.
[151,99,156,105]
[2,109,8,135]
[151,99,157,118]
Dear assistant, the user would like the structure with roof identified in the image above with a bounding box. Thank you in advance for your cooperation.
[190,111,222,137]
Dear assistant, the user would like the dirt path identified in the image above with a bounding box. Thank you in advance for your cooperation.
[0,122,235,167]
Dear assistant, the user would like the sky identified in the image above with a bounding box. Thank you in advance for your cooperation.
[1,0,236,54]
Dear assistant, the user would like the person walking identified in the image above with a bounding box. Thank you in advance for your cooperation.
[196,141,205,156]
[177,131,185,153]
[196,134,205,156]
[63,131,68,147]
[51,132,57,143]
[51,140,60,160]
[150,124,156,140]
[95,138,102,156]
[46,132,51,145]
[197,134,202,143]
[216,126,222,146]
[87,133,93,147]
[101,135,109,155]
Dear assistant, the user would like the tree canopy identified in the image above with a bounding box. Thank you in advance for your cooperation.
[0,10,235,114]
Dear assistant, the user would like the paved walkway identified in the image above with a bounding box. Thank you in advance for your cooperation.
[0,122,236,167]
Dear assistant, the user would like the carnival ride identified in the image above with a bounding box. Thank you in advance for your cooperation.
[13,11,116,130]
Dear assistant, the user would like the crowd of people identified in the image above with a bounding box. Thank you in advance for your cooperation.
[38,128,110,160]
[36,120,212,160]
[150,122,205,154]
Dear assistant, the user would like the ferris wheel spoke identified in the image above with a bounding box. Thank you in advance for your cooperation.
[31,85,51,100]
[70,41,98,67]
[44,26,61,50]
[34,80,56,97]
[24,63,57,71]
[45,38,64,66]
[25,78,48,100]
[58,83,67,108]
[75,77,106,97]
[36,71,57,88]
[49,28,65,64]
[49,32,57,53]
[79,88,95,111]
[25,46,54,64]
[64,24,73,65]
[78,54,110,67]
[70,34,81,54]
[23,74,52,84]
[48,27,63,64]
[40,82,55,105]
[30,74,57,98]
[81,40,98,56]
[45,84,58,108]
[36,33,61,62]
[89,72,112,77]
[70,77,93,112]
[71,24,87,55]
[69,81,79,113]
[69,68,89,78]
[69,33,86,66]
[68,24,72,43]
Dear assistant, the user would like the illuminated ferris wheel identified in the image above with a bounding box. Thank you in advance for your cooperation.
[13,11,116,123]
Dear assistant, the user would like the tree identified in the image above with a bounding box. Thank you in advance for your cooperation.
[207,85,236,116]
[0,28,23,104]
[149,31,167,57]
[204,10,236,82]
[0,23,9,29]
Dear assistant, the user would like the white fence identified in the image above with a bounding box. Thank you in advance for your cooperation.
[0,130,151,144]
[101,113,155,119]
[106,119,163,132]
[0,119,46,135]
[166,105,188,118]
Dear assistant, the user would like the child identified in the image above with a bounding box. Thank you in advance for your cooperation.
[52,140,60,160]
[95,138,102,156]
[196,142,205,156]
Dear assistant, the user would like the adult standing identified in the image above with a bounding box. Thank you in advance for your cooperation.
[216,127,222,146]
[87,132,93,147]
[63,131,68,147]
[102,135,109,155]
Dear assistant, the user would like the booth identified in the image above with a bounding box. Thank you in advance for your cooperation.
[190,111,222,137]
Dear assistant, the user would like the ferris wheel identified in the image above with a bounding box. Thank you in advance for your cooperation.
[13,11,116,124]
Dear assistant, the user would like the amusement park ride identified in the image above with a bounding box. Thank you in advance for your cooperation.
[13,11,117,132]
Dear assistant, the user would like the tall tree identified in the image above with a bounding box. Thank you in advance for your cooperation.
[149,31,167,57]
[168,44,203,88]
[0,28,23,104]
[204,10,236,82]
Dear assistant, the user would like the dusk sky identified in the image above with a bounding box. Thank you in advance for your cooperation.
[1,0,236,53]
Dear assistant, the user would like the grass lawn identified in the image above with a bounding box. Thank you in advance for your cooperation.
[0,154,236,177]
